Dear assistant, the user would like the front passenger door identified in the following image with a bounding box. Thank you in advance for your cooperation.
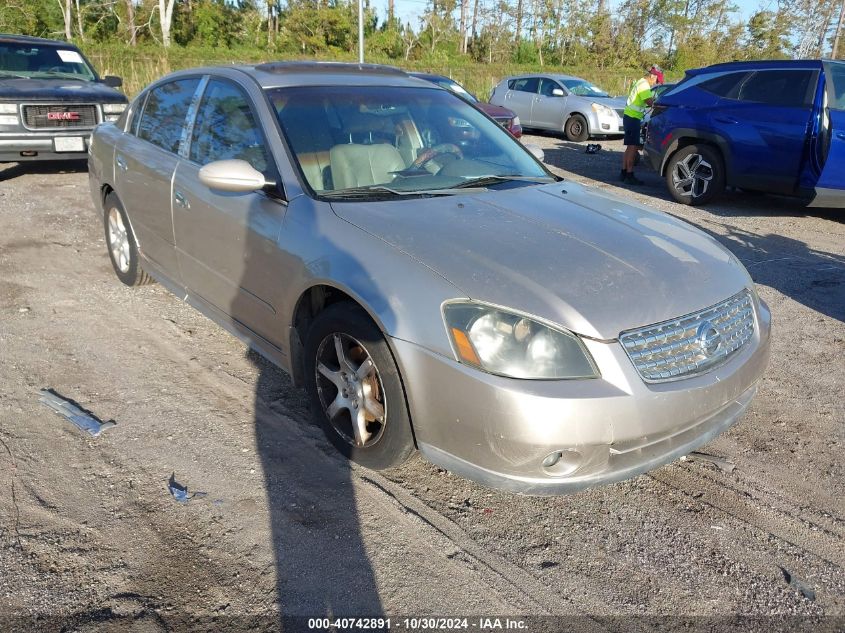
[172,78,288,347]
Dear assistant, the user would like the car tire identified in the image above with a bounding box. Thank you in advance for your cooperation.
[103,193,153,286]
[665,144,725,206]
[564,114,589,142]
[304,302,416,470]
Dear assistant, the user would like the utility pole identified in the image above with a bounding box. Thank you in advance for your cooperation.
[358,0,364,63]
[834,0,845,58]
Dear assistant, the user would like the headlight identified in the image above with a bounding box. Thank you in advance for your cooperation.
[512,116,520,126]
[0,103,18,114]
[102,103,126,114]
[591,103,615,118]
[443,302,599,379]
[0,115,19,125]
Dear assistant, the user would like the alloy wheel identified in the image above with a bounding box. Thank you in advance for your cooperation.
[314,333,387,447]
[672,153,714,199]
[107,207,131,274]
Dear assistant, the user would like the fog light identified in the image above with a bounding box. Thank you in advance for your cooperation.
[20,151,37,157]
[542,449,583,477]
[601,123,610,130]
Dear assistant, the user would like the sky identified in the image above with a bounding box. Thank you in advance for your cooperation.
[375,0,774,29]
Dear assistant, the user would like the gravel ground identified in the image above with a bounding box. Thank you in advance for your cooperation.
[0,138,843,632]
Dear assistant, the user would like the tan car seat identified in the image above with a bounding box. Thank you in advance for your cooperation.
[330,144,406,189]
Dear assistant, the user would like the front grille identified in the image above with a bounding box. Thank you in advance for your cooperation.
[620,290,755,382]
[22,104,98,130]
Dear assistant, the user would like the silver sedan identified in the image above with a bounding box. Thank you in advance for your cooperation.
[88,62,770,495]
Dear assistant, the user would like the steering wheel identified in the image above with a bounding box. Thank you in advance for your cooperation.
[409,143,463,171]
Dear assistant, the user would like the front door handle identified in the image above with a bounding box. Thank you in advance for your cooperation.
[836,132,845,141]
[713,116,738,124]
[173,190,190,209]
[115,155,127,171]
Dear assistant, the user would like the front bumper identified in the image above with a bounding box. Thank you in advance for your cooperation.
[391,297,771,495]
[0,131,93,162]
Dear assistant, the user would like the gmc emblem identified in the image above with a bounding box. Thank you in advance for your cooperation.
[47,112,81,121]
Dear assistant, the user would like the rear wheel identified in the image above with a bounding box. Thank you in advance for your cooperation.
[665,144,725,206]
[304,302,415,470]
[564,114,589,142]
[103,193,152,286]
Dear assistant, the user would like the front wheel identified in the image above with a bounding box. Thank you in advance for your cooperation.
[304,303,415,470]
[564,114,589,142]
[665,144,725,206]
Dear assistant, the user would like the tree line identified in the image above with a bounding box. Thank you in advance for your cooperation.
[1,0,843,71]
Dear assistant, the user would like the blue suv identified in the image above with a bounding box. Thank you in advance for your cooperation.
[645,59,844,207]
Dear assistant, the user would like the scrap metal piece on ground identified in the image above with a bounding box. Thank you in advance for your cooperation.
[39,389,116,437]
[689,451,736,474]
[168,473,207,503]
[779,566,816,601]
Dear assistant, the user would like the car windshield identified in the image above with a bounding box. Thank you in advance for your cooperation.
[561,79,610,98]
[0,43,97,81]
[269,85,552,199]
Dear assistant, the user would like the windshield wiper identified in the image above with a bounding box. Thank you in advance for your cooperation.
[321,185,490,199]
[453,174,558,188]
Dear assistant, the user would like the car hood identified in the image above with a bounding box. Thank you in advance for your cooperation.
[475,102,517,119]
[0,78,126,103]
[331,183,752,340]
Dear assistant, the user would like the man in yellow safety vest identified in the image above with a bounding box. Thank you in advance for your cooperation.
[620,65,664,185]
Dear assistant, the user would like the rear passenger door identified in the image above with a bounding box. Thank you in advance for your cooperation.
[115,77,201,279]
[500,77,539,126]
[709,69,817,195]
[172,77,288,347]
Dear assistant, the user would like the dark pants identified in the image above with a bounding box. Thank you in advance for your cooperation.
[623,114,643,147]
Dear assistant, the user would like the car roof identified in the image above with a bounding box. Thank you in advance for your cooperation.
[689,59,824,76]
[0,33,79,49]
[408,72,451,82]
[502,73,584,83]
[222,61,432,89]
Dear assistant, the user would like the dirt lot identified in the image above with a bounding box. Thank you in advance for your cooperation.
[0,136,843,632]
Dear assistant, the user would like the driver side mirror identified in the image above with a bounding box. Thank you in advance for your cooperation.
[199,159,274,193]
[102,75,123,89]
[551,88,565,97]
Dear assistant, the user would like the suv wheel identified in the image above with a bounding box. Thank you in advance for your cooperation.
[564,114,589,142]
[665,144,725,206]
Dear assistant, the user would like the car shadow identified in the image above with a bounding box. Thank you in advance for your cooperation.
[0,159,88,181]
[231,197,385,628]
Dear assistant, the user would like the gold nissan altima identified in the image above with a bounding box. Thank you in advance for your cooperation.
[88,62,771,495]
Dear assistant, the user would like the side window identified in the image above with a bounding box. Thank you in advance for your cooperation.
[136,78,200,153]
[699,72,748,98]
[539,78,561,97]
[511,77,539,94]
[823,62,844,110]
[736,70,816,107]
[189,79,269,174]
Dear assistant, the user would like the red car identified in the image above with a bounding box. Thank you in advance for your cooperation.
[409,72,523,138]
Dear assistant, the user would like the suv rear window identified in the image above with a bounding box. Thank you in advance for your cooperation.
[136,78,200,154]
[736,70,816,108]
[508,77,539,93]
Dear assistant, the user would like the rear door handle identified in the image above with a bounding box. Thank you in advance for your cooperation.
[115,155,127,171]
[714,117,738,124]
[836,132,845,140]
[173,190,190,209]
